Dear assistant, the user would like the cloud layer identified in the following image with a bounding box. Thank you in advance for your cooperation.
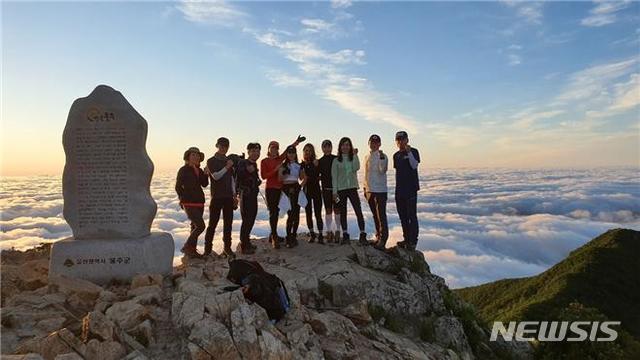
[2,167,638,287]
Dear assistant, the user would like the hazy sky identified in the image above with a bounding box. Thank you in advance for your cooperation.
[2,0,639,176]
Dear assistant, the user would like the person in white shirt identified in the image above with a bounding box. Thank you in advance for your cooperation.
[363,134,389,250]
[278,145,306,248]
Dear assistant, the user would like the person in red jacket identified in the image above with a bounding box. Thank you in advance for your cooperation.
[260,135,305,248]
[175,147,208,258]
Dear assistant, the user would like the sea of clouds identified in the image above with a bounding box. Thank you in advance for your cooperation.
[2,167,639,288]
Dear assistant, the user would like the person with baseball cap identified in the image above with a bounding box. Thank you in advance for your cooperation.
[364,134,389,250]
[204,137,236,258]
[260,135,305,248]
[393,131,421,250]
[175,147,209,258]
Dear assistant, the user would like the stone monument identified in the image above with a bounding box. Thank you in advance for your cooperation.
[49,85,174,284]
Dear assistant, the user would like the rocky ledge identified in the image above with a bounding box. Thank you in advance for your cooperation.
[1,237,532,360]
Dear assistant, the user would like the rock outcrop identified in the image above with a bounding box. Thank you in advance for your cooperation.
[1,237,532,359]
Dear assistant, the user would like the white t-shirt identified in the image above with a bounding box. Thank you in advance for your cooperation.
[282,162,301,184]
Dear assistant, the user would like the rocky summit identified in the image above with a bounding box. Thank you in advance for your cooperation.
[1,237,532,360]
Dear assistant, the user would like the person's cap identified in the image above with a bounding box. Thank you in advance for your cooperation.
[268,140,280,149]
[395,131,408,140]
[321,139,332,147]
[369,134,381,143]
[183,147,205,161]
[285,145,296,153]
[216,137,230,147]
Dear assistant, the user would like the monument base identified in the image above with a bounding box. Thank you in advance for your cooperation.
[49,232,175,285]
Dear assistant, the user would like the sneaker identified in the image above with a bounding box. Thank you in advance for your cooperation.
[309,231,316,243]
[406,242,417,251]
[358,232,368,246]
[278,235,286,243]
[396,241,408,249]
[222,246,236,258]
[334,230,342,243]
[341,232,350,245]
[270,235,280,249]
[240,242,255,255]
[317,233,325,245]
[326,231,334,243]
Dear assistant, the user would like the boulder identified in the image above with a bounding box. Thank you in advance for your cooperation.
[85,339,127,360]
[40,328,86,360]
[308,310,357,338]
[54,354,82,360]
[48,275,102,306]
[433,316,474,360]
[230,303,261,359]
[338,300,373,325]
[82,311,115,341]
[176,294,204,329]
[258,330,293,360]
[130,274,163,290]
[36,317,67,333]
[188,316,241,359]
[105,299,148,330]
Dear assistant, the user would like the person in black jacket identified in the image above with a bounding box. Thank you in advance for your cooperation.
[175,147,209,258]
[318,140,340,243]
[236,142,262,255]
[301,143,324,244]
[204,137,236,258]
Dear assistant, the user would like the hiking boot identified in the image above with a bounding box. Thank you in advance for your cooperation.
[285,235,295,248]
[317,233,325,245]
[358,232,368,246]
[374,239,387,251]
[309,231,316,243]
[181,246,204,259]
[396,241,408,249]
[406,242,417,251]
[341,232,350,245]
[334,231,342,243]
[240,242,255,255]
[326,231,334,243]
[222,246,236,258]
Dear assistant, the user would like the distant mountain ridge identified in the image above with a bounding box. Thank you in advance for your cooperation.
[456,228,640,358]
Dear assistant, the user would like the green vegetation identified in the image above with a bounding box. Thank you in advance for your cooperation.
[455,228,640,358]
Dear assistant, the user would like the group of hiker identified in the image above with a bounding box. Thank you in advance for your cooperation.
[175,131,421,258]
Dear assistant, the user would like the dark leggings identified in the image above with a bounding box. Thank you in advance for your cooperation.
[183,206,205,249]
[204,197,234,253]
[396,195,418,244]
[240,192,258,243]
[337,188,365,233]
[265,188,281,236]
[322,189,339,215]
[282,183,301,236]
[305,191,323,233]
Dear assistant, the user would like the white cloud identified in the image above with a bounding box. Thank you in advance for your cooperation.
[301,18,335,34]
[253,31,419,132]
[177,0,247,27]
[331,0,353,9]
[556,57,637,103]
[508,53,522,66]
[581,0,631,27]
[2,169,638,289]
[502,1,544,24]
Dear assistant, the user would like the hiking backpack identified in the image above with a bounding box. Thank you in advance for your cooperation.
[227,259,290,321]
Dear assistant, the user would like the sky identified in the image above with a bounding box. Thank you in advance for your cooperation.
[2,0,639,176]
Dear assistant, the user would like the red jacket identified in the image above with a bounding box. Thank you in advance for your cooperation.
[260,154,286,190]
